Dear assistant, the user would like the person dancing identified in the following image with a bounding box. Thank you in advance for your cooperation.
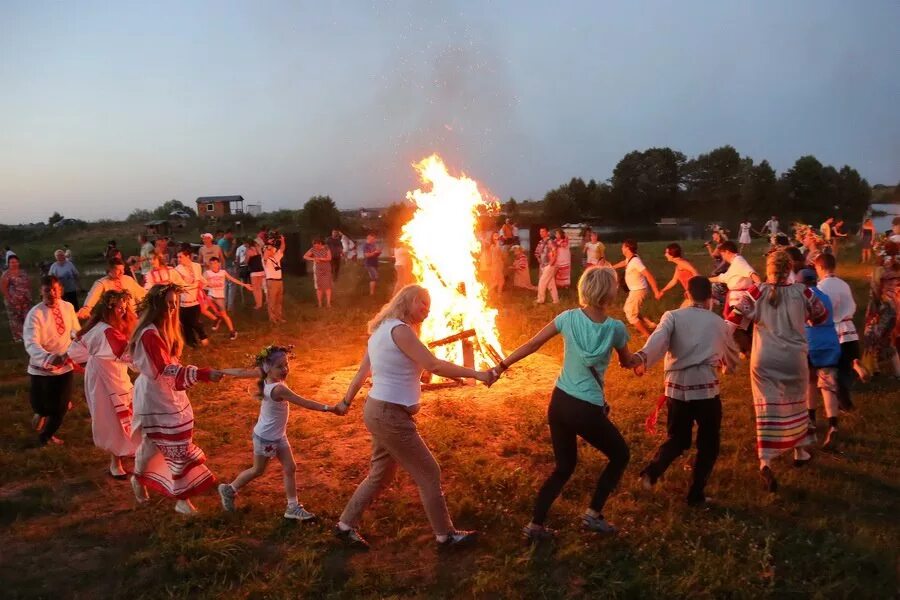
[333,285,495,549]
[217,345,343,519]
[729,251,828,492]
[128,284,226,514]
[70,290,138,478]
[493,267,635,541]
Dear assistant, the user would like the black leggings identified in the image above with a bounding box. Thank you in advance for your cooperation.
[640,396,721,503]
[30,372,73,444]
[532,387,630,525]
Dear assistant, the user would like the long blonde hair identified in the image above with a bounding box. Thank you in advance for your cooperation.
[367,284,428,334]
[129,284,185,358]
[765,251,792,308]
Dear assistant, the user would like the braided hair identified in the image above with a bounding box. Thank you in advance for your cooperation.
[766,251,792,308]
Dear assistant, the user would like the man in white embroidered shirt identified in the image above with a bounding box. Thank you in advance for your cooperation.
[23,276,81,446]
[630,277,739,506]
[709,241,761,351]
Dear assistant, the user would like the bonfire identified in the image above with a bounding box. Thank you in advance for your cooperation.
[401,155,504,372]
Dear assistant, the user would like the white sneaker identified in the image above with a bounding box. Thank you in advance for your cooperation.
[284,504,317,521]
[218,484,237,512]
[175,499,198,515]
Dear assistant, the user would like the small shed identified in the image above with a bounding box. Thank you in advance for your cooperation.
[196,196,245,219]
[145,220,171,236]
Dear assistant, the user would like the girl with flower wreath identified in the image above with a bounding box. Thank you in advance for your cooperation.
[216,344,344,520]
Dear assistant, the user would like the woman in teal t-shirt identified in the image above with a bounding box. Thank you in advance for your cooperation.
[494,266,635,541]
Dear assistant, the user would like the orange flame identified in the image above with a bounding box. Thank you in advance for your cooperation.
[401,154,504,368]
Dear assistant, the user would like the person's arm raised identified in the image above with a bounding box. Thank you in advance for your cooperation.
[494,319,559,374]
[392,324,494,384]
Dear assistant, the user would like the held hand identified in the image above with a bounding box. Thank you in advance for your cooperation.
[475,369,498,387]
[655,290,664,300]
[208,370,224,382]
[76,306,91,320]
[332,401,349,416]
[633,362,646,377]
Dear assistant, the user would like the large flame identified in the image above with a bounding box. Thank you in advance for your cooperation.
[401,154,503,368]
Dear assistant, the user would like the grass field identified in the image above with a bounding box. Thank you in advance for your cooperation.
[0,237,897,599]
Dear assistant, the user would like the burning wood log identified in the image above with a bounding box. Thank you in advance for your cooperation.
[427,328,476,349]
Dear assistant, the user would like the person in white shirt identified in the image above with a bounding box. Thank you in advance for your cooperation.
[814,254,868,411]
[761,216,780,245]
[709,241,761,350]
[613,239,660,336]
[631,276,738,506]
[79,257,147,319]
[137,235,155,280]
[392,242,414,296]
[334,285,495,549]
[204,256,251,340]
[583,231,607,267]
[175,249,209,347]
[263,236,286,323]
[820,217,834,244]
[23,276,80,445]
[738,220,753,253]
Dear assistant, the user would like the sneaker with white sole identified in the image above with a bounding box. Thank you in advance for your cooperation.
[218,483,237,512]
[284,504,317,522]
[229,331,238,340]
[582,513,618,534]
[175,499,198,515]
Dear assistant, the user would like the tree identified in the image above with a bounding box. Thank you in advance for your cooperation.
[153,199,196,219]
[682,145,748,219]
[301,195,342,234]
[610,148,686,222]
[383,201,416,239]
[739,160,779,218]
[542,188,578,224]
[503,197,518,218]
[48,211,63,226]
[127,208,153,222]
[781,155,828,217]
[835,166,871,220]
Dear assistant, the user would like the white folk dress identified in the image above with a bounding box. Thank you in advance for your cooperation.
[731,284,827,460]
[72,323,137,457]
[131,324,216,499]
[739,222,752,245]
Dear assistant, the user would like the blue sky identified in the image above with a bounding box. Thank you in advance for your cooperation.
[1,0,897,224]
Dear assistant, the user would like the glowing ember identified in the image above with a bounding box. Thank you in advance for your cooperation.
[401,154,504,368]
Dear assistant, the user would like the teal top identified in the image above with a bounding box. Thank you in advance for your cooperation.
[554,309,629,406]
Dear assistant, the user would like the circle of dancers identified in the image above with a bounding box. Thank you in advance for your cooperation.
[10,215,900,550]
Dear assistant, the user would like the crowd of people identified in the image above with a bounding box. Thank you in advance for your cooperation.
[2,211,899,550]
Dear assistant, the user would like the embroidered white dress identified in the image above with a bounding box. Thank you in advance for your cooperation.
[72,322,137,457]
[131,324,216,499]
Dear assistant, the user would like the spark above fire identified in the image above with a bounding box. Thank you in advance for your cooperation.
[401,154,504,369]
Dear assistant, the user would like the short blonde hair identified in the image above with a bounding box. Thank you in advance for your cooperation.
[578,266,618,308]
[367,284,429,334]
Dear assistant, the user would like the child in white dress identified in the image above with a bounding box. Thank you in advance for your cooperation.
[218,345,344,520]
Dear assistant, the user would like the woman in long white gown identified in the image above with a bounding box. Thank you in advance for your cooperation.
[128,284,226,515]
[70,290,138,478]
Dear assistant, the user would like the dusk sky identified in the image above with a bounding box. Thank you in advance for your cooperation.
[1,1,898,224]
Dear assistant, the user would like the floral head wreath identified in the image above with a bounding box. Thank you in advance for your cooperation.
[136,283,184,314]
[90,290,132,320]
[252,344,295,372]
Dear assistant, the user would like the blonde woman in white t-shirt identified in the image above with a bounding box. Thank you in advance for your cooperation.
[218,345,343,520]
[333,284,497,549]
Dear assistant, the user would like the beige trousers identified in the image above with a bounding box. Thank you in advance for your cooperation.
[339,397,454,535]
[266,279,283,322]
[250,273,265,308]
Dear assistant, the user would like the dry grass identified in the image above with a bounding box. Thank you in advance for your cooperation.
[0,238,897,599]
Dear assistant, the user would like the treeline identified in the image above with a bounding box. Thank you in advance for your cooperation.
[531,146,874,225]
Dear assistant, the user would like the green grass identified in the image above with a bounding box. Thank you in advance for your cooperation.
[0,237,897,599]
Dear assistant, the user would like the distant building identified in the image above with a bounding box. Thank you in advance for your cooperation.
[246,203,262,216]
[196,196,245,219]
[358,207,385,219]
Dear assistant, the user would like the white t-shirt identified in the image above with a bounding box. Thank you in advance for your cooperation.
[625,256,648,291]
[711,255,756,291]
[235,244,249,267]
[764,219,779,235]
[263,249,284,280]
[175,262,203,307]
[204,269,227,299]
[818,275,858,343]
[584,241,604,265]
[254,381,289,441]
